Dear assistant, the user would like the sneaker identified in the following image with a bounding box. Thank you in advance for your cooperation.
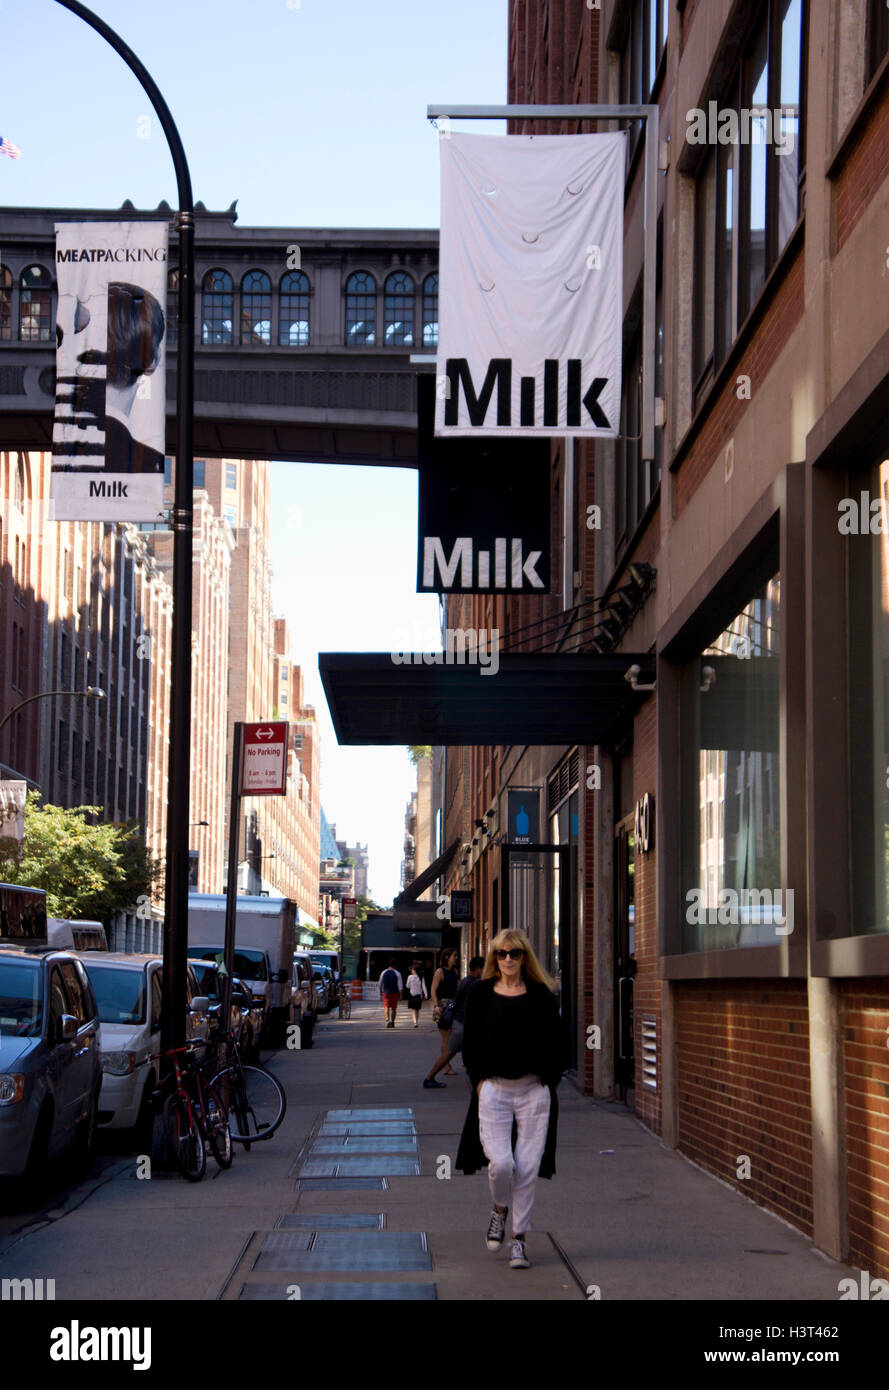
[509,1237,530,1268]
[387,1021,395,1028]
[486,1207,507,1251]
[422,1078,446,1088]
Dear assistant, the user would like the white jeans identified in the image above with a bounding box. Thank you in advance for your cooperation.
[478,1075,550,1236]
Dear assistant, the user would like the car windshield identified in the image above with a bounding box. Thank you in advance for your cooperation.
[85,966,147,1024]
[196,948,268,983]
[0,960,43,1037]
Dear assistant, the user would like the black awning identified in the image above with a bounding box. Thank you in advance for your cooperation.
[395,837,461,905]
[318,652,655,746]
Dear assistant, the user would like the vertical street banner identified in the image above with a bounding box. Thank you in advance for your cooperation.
[436,131,625,438]
[52,221,169,520]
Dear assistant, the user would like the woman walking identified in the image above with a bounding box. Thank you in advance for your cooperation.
[406,960,428,1027]
[424,947,460,1083]
[456,928,565,1270]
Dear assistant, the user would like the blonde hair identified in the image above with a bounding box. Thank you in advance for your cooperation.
[482,928,555,991]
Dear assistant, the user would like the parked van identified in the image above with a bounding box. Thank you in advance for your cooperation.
[49,919,108,952]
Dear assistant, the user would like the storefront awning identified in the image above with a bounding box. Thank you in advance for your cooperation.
[396,838,461,905]
[319,652,655,746]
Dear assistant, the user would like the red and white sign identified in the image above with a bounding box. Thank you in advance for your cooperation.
[240,722,289,796]
[342,897,357,920]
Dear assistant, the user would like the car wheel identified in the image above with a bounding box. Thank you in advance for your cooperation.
[133,1077,156,1153]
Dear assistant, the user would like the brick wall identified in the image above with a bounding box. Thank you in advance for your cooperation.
[841,980,889,1276]
[674,249,804,516]
[677,981,813,1235]
[835,75,889,251]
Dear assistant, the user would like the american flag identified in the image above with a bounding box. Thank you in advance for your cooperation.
[0,136,22,159]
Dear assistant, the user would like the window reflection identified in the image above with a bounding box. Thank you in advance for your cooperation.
[683,576,782,950]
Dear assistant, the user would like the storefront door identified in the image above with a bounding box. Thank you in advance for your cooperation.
[614,815,636,1100]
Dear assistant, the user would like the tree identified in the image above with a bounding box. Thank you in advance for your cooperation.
[0,791,160,922]
[406,745,431,765]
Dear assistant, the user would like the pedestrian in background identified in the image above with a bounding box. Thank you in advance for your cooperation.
[426,946,459,1078]
[423,955,483,1086]
[379,957,403,1029]
[406,960,428,1027]
[456,928,565,1270]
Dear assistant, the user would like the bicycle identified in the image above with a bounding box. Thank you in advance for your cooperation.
[337,981,352,1019]
[210,1029,286,1145]
[147,1042,233,1181]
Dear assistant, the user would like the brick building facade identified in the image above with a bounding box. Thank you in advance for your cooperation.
[440,0,889,1277]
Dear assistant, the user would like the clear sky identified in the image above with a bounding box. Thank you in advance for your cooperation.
[0,0,508,905]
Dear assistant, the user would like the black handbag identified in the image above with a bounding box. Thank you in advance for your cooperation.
[438,997,456,1030]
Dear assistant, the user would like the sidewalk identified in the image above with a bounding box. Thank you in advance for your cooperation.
[0,998,853,1301]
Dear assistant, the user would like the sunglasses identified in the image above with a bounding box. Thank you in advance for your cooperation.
[495,948,525,960]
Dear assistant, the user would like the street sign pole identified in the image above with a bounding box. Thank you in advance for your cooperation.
[221,722,244,1036]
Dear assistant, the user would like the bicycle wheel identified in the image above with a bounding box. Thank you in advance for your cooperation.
[201,1079,233,1169]
[164,1094,206,1182]
[224,1064,286,1141]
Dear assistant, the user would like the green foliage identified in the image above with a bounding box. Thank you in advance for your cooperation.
[406,745,431,765]
[0,790,160,922]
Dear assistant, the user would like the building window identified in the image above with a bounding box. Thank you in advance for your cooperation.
[0,264,11,341]
[224,505,236,528]
[240,270,271,345]
[20,265,53,341]
[867,0,889,82]
[58,720,69,775]
[692,0,806,403]
[201,269,233,345]
[164,457,172,485]
[14,454,26,511]
[345,271,376,345]
[384,272,415,346]
[280,271,310,346]
[847,459,889,935]
[680,574,782,951]
[614,267,661,559]
[225,461,237,491]
[193,459,205,489]
[422,273,439,347]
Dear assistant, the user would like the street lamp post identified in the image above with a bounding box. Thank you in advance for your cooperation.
[0,687,106,742]
[53,1,196,1058]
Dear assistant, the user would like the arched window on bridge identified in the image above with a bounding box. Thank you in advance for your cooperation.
[241,270,271,345]
[0,265,12,341]
[345,271,376,345]
[422,273,439,348]
[384,271,414,346]
[167,267,178,348]
[201,268,233,345]
[280,270,310,346]
[20,265,54,342]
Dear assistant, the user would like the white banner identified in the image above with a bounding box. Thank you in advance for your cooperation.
[52,221,168,520]
[436,132,625,437]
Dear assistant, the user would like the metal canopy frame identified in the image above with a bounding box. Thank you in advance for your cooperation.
[426,102,659,463]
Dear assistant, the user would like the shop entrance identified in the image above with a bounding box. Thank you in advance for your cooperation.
[500,842,576,1072]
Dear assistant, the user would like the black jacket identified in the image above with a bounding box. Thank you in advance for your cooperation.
[456,976,566,1179]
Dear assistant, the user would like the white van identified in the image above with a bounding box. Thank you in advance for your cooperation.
[48,919,108,952]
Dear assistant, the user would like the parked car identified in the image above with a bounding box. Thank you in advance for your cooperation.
[231,976,264,1060]
[74,953,210,1142]
[0,946,102,1181]
[313,965,336,1014]
[190,947,279,1045]
[289,956,315,1048]
[309,950,341,987]
[188,959,247,1050]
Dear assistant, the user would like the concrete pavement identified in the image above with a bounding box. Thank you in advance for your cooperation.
[0,997,854,1301]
